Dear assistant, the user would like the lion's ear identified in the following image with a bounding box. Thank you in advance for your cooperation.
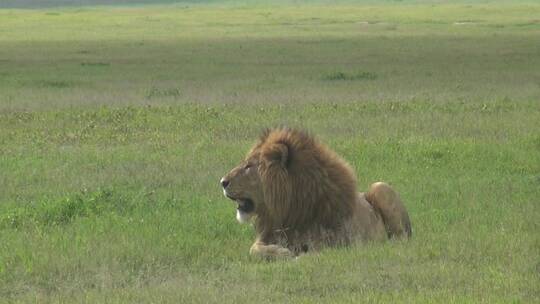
[262,143,289,168]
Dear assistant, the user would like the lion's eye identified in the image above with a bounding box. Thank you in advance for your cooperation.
[244,163,252,170]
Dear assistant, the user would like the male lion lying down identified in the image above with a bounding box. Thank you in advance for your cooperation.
[220,128,412,258]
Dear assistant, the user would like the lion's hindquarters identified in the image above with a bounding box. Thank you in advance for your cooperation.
[351,193,387,242]
[365,182,412,239]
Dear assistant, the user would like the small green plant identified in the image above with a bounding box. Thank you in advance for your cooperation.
[80,62,110,67]
[323,71,378,81]
[37,80,76,88]
[145,87,182,99]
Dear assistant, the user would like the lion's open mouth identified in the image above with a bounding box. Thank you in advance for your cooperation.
[236,199,254,213]
[226,195,255,213]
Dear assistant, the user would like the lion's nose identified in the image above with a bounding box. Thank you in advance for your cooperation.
[220,178,229,189]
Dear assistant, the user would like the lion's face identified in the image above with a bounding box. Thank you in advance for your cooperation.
[220,156,263,223]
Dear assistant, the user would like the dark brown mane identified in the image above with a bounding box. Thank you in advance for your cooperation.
[251,128,358,250]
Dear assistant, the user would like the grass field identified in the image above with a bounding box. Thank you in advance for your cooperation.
[1,1,539,303]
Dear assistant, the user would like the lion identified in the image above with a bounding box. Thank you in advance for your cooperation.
[220,128,411,258]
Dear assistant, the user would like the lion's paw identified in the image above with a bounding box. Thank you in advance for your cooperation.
[250,243,295,259]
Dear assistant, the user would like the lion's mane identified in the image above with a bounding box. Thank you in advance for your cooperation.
[251,128,362,251]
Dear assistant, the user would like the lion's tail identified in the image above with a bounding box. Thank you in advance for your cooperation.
[365,182,412,239]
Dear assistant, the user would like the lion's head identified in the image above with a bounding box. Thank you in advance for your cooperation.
[220,128,358,233]
[220,152,263,223]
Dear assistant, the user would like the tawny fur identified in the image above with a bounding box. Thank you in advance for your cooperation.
[221,128,412,258]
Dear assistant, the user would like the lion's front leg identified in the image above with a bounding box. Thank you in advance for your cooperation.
[250,241,295,259]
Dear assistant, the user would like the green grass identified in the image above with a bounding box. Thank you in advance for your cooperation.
[1,2,539,109]
[1,2,539,303]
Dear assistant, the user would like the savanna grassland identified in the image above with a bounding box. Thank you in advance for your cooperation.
[1,1,539,303]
